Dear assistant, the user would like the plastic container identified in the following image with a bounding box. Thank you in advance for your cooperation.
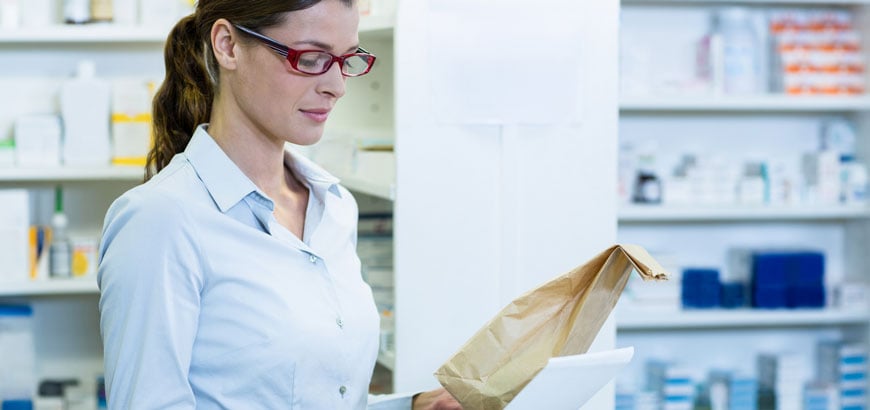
[60,61,111,166]
[0,305,36,402]
[715,7,762,94]
[49,186,71,278]
[63,0,90,24]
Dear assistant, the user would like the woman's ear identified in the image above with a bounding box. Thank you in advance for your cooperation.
[211,18,239,70]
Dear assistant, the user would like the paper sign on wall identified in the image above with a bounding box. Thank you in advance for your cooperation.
[429,0,583,125]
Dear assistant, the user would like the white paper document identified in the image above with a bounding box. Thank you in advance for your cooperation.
[506,346,635,410]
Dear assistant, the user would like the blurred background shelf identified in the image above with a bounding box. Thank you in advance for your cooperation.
[617,309,870,330]
[0,279,98,297]
[620,95,870,112]
[0,25,168,43]
[0,167,144,182]
[619,205,870,222]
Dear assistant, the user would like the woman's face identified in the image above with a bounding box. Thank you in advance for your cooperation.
[230,0,360,146]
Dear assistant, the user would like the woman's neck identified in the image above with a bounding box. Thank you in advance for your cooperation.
[207,106,303,198]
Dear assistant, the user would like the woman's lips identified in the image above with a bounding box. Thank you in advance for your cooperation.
[301,109,330,123]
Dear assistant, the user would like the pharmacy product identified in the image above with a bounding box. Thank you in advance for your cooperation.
[716,8,762,94]
[0,306,36,401]
[60,61,111,166]
[49,186,71,278]
[14,114,61,167]
[90,0,112,22]
[70,237,98,277]
[111,79,154,166]
[63,0,90,24]
[0,190,29,283]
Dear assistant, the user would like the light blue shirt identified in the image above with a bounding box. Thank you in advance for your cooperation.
[98,125,411,409]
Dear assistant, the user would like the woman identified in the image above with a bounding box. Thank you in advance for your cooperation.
[97,1,461,408]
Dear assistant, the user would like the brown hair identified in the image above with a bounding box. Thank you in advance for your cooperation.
[146,0,353,180]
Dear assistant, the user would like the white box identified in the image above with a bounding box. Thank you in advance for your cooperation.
[0,190,29,283]
[14,115,61,167]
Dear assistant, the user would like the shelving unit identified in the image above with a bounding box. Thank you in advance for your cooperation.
[620,95,870,112]
[617,0,870,401]
[0,167,144,182]
[617,308,870,330]
[0,26,167,43]
[0,279,98,297]
[619,204,870,222]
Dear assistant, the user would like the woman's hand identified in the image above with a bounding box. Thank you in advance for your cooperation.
[412,388,462,410]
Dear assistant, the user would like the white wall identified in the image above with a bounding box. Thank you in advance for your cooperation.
[393,2,620,409]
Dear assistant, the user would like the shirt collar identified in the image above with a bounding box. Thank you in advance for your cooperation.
[184,124,343,213]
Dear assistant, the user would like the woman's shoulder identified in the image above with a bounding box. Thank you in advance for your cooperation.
[105,159,207,228]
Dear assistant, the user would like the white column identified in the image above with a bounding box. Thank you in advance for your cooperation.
[393,1,620,408]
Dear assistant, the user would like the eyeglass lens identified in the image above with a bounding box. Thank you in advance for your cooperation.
[296,52,372,76]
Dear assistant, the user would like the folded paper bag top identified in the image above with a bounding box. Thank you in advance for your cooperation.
[434,244,668,410]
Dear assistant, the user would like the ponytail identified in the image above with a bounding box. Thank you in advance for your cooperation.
[147,14,215,180]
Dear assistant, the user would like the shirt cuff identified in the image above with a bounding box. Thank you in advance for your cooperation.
[367,391,417,410]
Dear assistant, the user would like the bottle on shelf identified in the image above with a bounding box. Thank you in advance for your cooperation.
[633,145,662,205]
[90,0,113,23]
[60,60,111,166]
[63,0,91,24]
[716,7,763,95]
[49,186,72,278]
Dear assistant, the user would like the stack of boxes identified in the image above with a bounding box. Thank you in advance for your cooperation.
[728,374,759,410]
[759,353,811,410]
[752,251,826,309]
[819,341,868,410]
[647,361,696,410]
[681,268,721,309]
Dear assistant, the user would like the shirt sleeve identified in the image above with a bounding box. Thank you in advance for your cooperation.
[97,189,205,410]
[367,392,417,410]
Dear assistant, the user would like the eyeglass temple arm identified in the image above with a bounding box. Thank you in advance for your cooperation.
[233,24,291,58]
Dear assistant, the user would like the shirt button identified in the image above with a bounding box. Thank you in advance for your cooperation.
[336,317,344,329]
[339,385,347,397]
[309,254,317,263]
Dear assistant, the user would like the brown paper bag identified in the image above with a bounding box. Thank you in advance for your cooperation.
[434,244,668,409]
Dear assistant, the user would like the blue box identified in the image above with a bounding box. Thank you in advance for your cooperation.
[752,253,789,285]
[753,285,788,309]
[721,282,747,308]
[790,252,825,285]
[787,284,826,308]
[1,401,33,410]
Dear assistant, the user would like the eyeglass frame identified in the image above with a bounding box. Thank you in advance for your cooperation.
[232,23,376,77]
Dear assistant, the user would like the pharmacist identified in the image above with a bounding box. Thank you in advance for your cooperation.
[97,0,461,409]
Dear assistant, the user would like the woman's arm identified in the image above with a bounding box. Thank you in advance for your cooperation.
[98,190,204,409]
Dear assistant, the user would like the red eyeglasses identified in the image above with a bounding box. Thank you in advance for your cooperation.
[233,24,376,77]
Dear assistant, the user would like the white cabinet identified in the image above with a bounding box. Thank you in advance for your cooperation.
[616,0,870,403]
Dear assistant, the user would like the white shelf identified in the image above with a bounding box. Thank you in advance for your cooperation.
[0,25,168,43]
[0,15,393,44]
[0,166,144,182]
[377,349,395,372]
[623,0,870,4]
[617,308,870,330]
[620,95,870,112]
[619,205,870,222]
[0,279,98,297]
[338,174,395,201]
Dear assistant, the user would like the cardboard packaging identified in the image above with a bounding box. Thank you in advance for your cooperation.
[434,244,668,409]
